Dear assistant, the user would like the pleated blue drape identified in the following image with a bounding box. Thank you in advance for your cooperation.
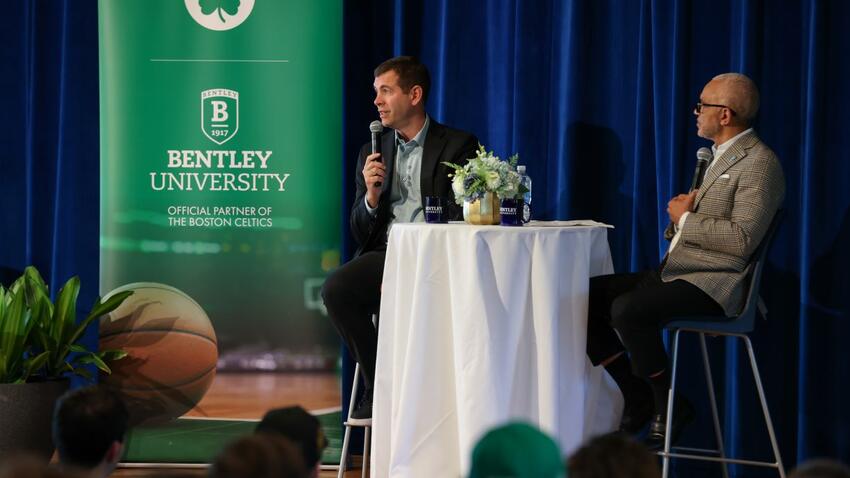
[1,0,101,369]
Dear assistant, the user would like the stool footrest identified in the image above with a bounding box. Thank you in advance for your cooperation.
[670,446,722,455]
[344,418,373,427]
[657,451,780,468]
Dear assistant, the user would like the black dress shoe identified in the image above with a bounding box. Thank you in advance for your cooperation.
[644,395,695,451]
[349,389,373,421]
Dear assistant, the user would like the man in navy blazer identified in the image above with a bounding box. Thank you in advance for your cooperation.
[322,56,478,421]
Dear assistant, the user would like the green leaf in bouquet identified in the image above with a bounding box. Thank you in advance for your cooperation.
[441,161,464,172]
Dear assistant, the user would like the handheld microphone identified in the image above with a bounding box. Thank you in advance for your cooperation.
[370,121,384,187]
[690,147,713,191]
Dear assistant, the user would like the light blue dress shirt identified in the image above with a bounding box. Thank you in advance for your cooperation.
[365,116,430,228]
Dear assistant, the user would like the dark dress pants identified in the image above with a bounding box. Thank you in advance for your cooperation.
[321,249,385,390]
[586,268,724,377]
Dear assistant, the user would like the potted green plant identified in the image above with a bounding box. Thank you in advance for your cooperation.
[0,266,133,460]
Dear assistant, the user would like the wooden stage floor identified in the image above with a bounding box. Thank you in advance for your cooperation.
[186,372,342,419]
[111,372,363,478]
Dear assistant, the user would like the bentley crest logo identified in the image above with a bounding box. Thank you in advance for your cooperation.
[201,89,239,145]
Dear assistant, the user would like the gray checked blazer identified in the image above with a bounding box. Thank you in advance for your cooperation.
[661,131,785,317]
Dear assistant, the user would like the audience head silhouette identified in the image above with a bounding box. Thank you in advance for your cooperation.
[255,406,328,478]
[567,433,659,478]
[0,455,87,478]
[209,434,308,478]
[790,459,850,478]
[52,385,128,478]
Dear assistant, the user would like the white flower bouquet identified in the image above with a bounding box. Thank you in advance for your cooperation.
[443,145,527,205]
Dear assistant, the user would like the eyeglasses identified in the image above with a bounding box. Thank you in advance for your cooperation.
[695,102,737,116]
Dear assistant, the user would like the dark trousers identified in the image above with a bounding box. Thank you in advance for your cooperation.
[586,269,724,377]
[321,249,386,390]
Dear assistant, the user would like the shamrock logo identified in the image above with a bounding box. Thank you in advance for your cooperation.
[199,0,241,23]
[185,0,254,31]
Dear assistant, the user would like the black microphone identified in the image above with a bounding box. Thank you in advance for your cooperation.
[690,147,713,191]
[370,120,384,188]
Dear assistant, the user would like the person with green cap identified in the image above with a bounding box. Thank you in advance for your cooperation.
[469,422,566,478]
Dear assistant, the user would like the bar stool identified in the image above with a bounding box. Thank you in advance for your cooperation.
[658,211,785,478]
[337,315,377,478]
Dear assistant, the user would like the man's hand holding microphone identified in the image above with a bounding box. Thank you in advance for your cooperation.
[667,191,697,224]
[364,120,385,209]
[668,147,712,223]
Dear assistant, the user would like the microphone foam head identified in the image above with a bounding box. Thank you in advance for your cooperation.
[370,121,384,134]
[696,147,713,162]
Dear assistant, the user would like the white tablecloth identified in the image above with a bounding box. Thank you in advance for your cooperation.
[372,222,622,478]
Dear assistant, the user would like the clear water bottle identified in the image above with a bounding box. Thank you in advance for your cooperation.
[517,165,532,222]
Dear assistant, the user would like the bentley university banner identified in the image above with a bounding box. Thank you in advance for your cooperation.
[98,1,342,372]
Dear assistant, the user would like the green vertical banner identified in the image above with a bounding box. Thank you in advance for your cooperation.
[98,1,342,372]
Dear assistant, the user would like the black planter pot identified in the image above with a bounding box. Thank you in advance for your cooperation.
[0,379,70,461]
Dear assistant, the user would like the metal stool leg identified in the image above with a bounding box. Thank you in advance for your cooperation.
[362,425,371,478]
[658,330,785,477]
[337,425,353,478]
[338,314,377,478]
[700,333,729,478]
[743,336,786,478]
[661,329,682,478]
[338,362,361,478]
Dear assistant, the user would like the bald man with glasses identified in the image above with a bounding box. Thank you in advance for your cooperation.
[584,73,785,449]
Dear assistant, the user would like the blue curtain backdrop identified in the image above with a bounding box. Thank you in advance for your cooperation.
[340,0,850,474]
[1,0,848,475]
[0,0,101,380]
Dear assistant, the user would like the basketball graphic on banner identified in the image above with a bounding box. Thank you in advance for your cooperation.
[99,282,218,425]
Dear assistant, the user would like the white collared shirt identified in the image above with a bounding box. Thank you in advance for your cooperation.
[706,127,753,176]
[666,128,753,255]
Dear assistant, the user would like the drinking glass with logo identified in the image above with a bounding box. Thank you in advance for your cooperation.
[499,198,528,226]
[425,197,448,224]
